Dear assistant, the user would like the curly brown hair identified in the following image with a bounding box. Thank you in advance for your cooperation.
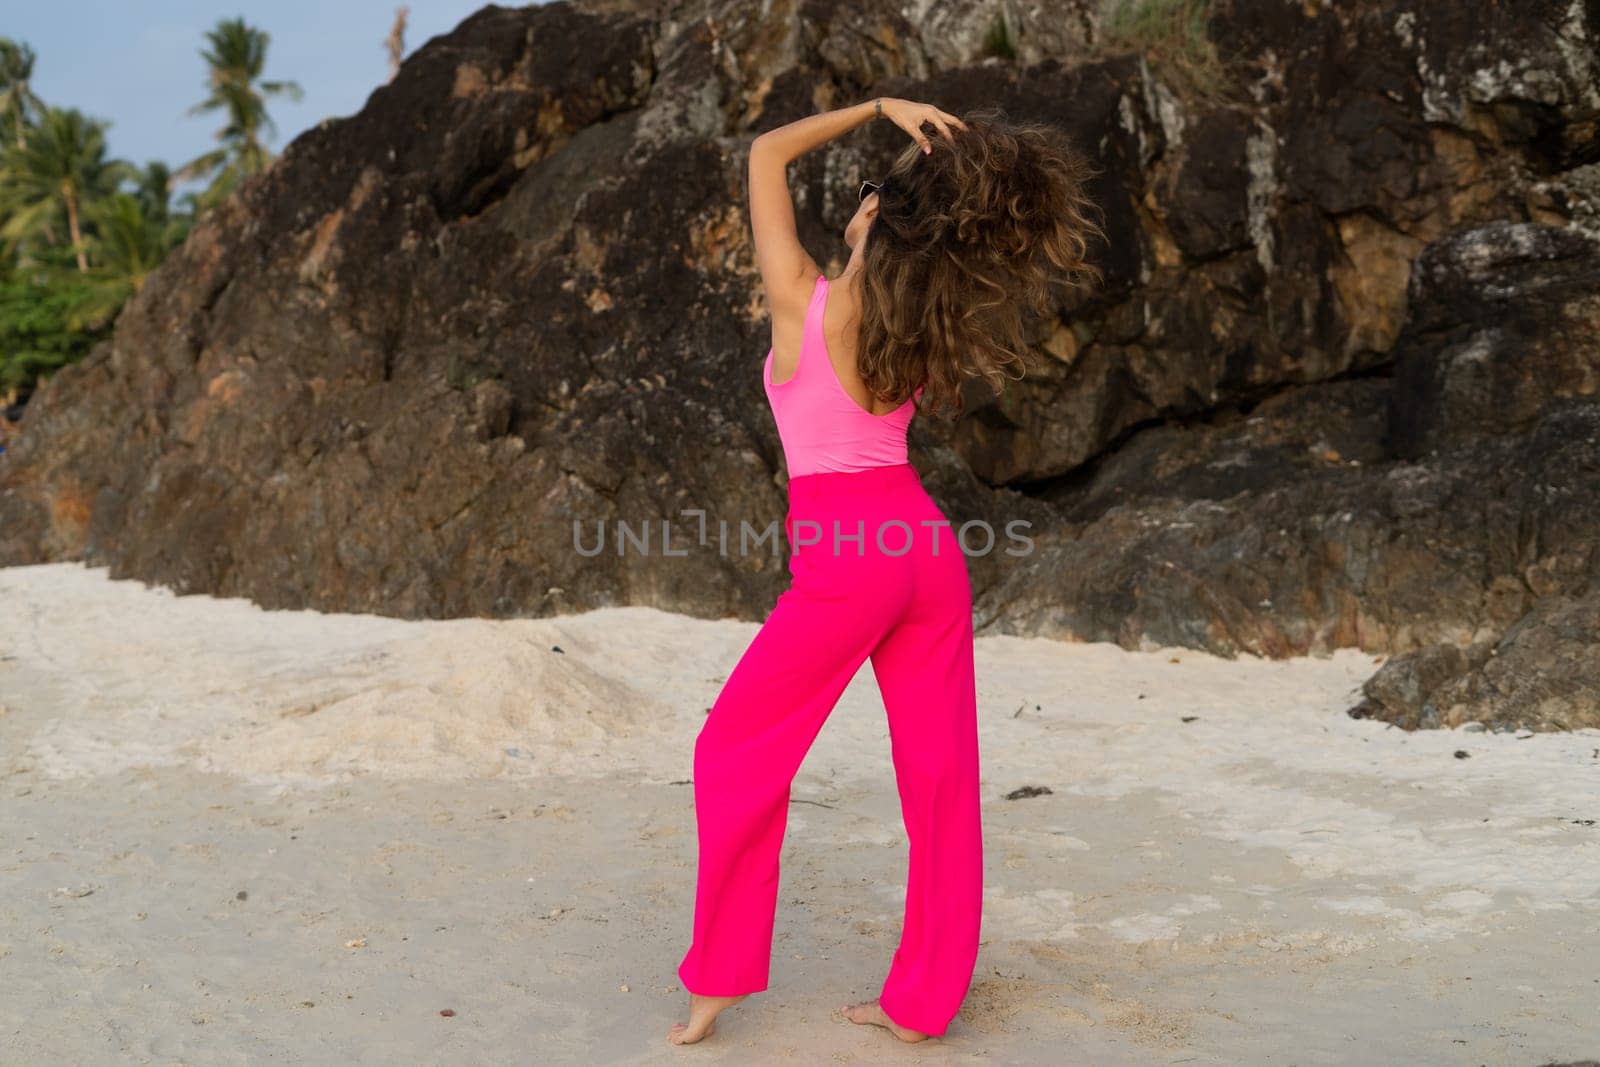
[856,106,1103,418]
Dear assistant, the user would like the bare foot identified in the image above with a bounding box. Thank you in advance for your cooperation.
[667,992,748,1045]
[840,998,931,1043]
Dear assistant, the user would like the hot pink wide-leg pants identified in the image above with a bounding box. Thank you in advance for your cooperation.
[677,462,983,1036]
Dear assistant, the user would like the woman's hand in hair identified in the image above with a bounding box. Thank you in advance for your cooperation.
[878,98,968,154]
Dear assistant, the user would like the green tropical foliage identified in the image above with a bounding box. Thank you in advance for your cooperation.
[0,18,296,403]
[76,189,188,328]
[0,106,136,271]
[0,256,114,391]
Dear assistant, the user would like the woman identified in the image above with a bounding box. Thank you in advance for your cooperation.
[670,97,1100,1045]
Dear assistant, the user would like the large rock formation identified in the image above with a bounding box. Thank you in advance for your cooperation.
[1,1,1596,727]
[989,221,1600,728]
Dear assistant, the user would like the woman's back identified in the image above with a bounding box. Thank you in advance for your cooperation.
[763,273,921,478]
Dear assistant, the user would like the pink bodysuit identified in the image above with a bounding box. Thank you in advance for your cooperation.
[763,274,923,476]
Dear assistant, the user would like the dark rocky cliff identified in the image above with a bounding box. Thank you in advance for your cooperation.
[2,0,1597,728]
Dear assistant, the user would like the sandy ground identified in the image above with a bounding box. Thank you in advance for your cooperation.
[1,561,1597,1066]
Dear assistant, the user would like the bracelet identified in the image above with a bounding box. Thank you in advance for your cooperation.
[875,98,883,120]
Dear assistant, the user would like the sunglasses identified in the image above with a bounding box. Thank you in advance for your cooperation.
[858,179,881,203]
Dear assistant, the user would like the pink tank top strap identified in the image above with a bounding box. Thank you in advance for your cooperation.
[796,273,829,380]
[765,273,825,388]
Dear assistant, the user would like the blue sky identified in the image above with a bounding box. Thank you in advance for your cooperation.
[8,2,536,195]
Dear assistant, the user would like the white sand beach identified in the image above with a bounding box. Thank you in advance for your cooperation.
[1,561,1597,1064]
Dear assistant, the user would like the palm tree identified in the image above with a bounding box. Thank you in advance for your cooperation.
[174,17,303,214]
[0,106,135,271]
[0,38,45,149]
[71,190,187,329]
[134,160,177,226]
